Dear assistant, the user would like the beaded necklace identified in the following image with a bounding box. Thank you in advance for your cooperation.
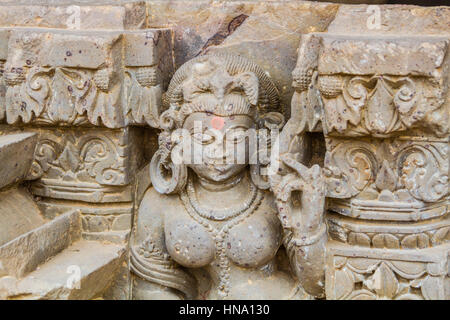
[180,177,264,299]
[186,175,258,221]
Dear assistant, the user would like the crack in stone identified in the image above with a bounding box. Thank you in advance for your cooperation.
[196,14,249,57]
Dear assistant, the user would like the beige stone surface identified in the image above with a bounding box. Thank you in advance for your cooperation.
[0,132,37,189]
[0,240,125,299]
[0,187,46,247]
[147,1,339,113]
[0,0,448,301]
[1,29,173,128]
[0,210,80,278]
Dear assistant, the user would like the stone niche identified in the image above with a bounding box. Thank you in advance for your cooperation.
[0,0,448,300]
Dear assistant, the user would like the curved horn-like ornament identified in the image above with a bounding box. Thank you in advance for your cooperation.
[234,72,259,106]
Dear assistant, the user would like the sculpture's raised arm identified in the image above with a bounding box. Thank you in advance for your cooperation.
[270,153,327,298]
[268,34,327,298]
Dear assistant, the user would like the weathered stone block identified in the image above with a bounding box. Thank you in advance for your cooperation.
[0,210,80,278]
[0,132,37,189]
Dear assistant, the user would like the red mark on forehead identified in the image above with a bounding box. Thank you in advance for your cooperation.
[211,116,224,130]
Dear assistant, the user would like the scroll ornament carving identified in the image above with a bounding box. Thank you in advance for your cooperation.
[332,257,446,300]
[4,66,51,124]
[2,66,164,128]
[398,144,449,203]
[324,140,377,199]
[3,65,123,128]
[317,75,447,137]
[27,131,127,186]
[324,140,449,203]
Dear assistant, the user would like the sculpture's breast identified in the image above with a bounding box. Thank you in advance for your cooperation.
[225,208,283,268]
[164,217,216,268]
[164,198,282,269]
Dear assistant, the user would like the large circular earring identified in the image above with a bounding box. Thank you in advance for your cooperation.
[150,147,187,195]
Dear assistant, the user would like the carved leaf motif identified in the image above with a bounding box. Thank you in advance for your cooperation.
[32,140,60,172]
[372,234,400,249]
[334,267,355,300]
[323,74,443,135]
[6,74,50,124]
[57,142,80,173]
[325,141,377,198]
[389,261,427,279]
[320,76,364,132]
[348,232,371,247]
[364,262,399,299]
[421,276,443,300]
[343,77,370,115]
[125,69,161,128]
[346,258,379,274]
[401,233,430,249]
[87,84,123,128]
[375,160,397,192]
[26,67,51,116]
[48,68,90,123]
[26,140,60,180]
[431,227,450,245]
[398,144,448,202]
[364,78,398,134]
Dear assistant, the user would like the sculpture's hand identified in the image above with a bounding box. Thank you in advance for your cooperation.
[271,153,326,234]
[271,153,327,298]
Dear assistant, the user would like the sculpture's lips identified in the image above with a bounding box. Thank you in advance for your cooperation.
[212,164,235,173]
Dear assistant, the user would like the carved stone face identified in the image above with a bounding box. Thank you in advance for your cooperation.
[182,112,254,182]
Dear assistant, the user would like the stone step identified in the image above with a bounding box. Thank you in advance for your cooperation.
[0,187,47,247]
[0,132,37,189]
[0,210,80,278]
[0,239,125,300]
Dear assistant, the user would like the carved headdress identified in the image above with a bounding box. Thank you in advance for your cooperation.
[151,53,284,194]
[160,53,281,130]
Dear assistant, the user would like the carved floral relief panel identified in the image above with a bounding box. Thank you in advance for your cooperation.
[0,1,448,301]
[0,28,173,129]
[326,242,448,300]
[291,32,449,300]
[26,127,145,203]
[292,34,449,138]
[324,137,449,214]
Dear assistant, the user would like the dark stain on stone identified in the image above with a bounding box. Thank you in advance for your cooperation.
[196,14,249,57]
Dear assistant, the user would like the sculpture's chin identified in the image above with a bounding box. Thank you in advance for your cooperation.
[188,164,248,183]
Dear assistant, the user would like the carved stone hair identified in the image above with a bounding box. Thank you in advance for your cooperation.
[151,53,284,194]
[160,53,281,130]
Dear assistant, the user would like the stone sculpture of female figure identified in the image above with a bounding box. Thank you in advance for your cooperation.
[131,54,327,300]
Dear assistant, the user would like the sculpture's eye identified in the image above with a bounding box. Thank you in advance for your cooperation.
[225,128,247,144]
[192,132,215,145]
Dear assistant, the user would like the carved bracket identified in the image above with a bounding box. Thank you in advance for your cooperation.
[0,28,173,128]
